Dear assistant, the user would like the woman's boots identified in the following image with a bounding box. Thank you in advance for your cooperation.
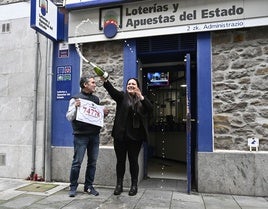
[114,179,138,196]
[128,179,138,196]
[113,179,123,195]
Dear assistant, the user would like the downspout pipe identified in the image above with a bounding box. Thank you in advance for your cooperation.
[42,38,48,180]
[44,39,53,182]
[31,31,40,178]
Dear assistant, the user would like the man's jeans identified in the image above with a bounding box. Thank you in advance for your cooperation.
[69,134,100,190]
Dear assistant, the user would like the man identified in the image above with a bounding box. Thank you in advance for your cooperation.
[66,75,109,197]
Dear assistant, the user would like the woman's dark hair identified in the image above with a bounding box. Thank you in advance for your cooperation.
[127,78,140,88]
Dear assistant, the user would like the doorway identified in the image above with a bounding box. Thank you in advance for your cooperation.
[136,34,197,192]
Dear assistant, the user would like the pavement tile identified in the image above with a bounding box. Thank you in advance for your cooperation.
[0,178,27,192]
[172,191,203,203]
[171,201,205,209]
[135,189,172,209]
[0,188,25,201]
[171,192,205,209]
[27,201,70,209]
[202,193,241,209]
[0,194,44,209]
[63,198,104,209]
[34,190,74,205]
[139,178,186,193]
[96,196,137,209]
[99,188,146,209]
[233,195,268,209]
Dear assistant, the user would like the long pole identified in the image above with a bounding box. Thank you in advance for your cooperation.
[44,39,53,181]
[31,32,40,178]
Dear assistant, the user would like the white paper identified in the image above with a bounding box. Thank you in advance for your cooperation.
[76,99,104,127]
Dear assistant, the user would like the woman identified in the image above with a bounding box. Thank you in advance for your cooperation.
[103,77,153,196]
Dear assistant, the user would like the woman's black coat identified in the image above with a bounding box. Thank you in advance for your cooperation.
[103,80,153,141]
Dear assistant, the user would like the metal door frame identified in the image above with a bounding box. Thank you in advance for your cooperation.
[185,53,192,194]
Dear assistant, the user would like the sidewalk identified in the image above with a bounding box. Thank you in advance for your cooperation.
[0,178,267,209]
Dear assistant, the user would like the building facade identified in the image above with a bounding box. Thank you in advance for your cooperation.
[0,0,52,180]
[0,0,267,196]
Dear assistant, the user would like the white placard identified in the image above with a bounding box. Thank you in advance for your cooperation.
[248,137,259,151]
[35,0,58,39]
[248,138,259,147]
[76,99,104,127]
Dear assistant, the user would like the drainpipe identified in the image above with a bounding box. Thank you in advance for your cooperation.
[44,38,53,182]
[42,38,48,180]
[31,32,40,178]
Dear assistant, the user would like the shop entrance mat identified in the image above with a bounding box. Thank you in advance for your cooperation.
[16,183,58,192]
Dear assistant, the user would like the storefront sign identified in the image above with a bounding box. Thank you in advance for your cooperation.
[58,42,69,58]
[76,99,104,127]
[68,0,268,43]
[30,0,64,41]
[123,3,244,30]
[56,65,72,100]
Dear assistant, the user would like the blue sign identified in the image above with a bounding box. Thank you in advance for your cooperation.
[30,0,65,41]
[56,65,72,100]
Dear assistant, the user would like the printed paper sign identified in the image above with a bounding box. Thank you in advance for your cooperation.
[247,138,259,147]
[76,99,104,127]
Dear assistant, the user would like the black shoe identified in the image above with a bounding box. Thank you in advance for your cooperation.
[128,185,137,196]
[69,189,76,197]
[114,184,123,195]
[84,186,99,196]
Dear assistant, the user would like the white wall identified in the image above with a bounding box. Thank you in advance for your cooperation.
[0,2,49,179]
[0,2,30,20]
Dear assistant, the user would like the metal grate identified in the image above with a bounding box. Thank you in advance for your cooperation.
[136,34,196,54]
[179,33,197,50]
[136,37,151,53]
[151,35,179,51]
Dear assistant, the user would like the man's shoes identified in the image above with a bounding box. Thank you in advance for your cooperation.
[84,186,99,196]
[69,189,76,197]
